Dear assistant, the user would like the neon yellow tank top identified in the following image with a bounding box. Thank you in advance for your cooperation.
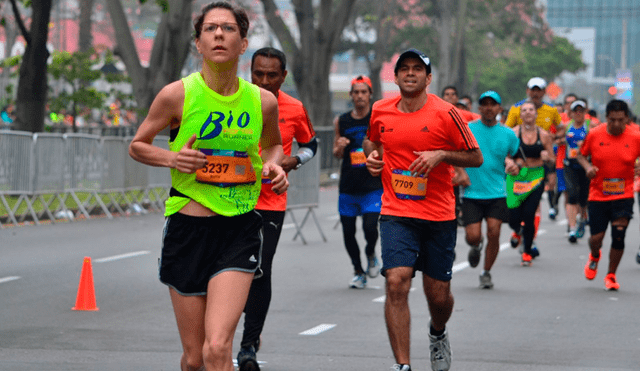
[165,73,263,217]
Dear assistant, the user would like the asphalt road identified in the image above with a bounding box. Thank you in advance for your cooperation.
[1,185,639,370]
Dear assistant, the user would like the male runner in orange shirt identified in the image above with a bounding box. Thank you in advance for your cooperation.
[364,49,482,371]
[577,99,640,291]
[237,47,317,371]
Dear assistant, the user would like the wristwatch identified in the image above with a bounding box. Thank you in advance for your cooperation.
[293,155,302,170]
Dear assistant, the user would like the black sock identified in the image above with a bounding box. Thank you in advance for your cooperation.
[430,325,445,337]
[548,190,556,209]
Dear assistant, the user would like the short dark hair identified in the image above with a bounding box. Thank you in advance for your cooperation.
[588,109,598,118]
[606,99,629,117]
[251,47,287,73]
[441,86,458,97]
[194,1,249,39]
[564,93,578,104]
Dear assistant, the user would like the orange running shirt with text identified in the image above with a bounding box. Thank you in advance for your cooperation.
[256,91,315,211]
[368,94,479,221]
[580,124,640,201]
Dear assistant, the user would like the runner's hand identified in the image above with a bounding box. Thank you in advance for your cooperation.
[263,162,289,195]
[585,165,598,179]
[409,150,444,176]
[505,159,520,176]
[174,134,207,173]
[333,137,350,158]
[366,150,384,177]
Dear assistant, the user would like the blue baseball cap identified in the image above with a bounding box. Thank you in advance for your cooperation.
[479,90,502,105]
[394,49,431,74]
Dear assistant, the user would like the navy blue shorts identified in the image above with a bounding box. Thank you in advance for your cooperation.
[338,189,383,217]
[379,215,457,281]
[556,168,566,192]
[160,211,263,296]
[588,198,634,235]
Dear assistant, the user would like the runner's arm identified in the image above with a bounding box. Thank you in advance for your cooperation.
[409,148,483,177]
[452,166,471,187]
[129,81,207,173]
[259,89,288,194]
[363,138,384,177]
[576,153,597,178]
[540,130,556,164]
[505,156,520,176]
[332,115,350,158]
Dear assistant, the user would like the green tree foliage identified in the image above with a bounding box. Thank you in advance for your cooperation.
[471,35,585,105]
[341,0,585,103]
[47,48,131,131]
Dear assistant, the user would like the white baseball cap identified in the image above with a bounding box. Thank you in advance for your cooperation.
[527,77,547,89]
[570,100,587,111]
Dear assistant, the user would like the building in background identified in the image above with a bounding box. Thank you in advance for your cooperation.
[544,0,639,109]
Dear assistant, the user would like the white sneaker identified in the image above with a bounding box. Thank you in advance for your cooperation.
[366,255,380,278]
[391,365,411,371]
[429,325,451,371]
[349,273,366,289]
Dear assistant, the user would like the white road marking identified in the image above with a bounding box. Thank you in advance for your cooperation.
[94,251,150,263]
[0,276,20,284]
[233,360,266,366]
[299,323,336,335]
[282,223,295,230]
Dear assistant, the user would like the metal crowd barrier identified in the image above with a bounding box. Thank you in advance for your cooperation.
[0,131,171,228]
[286,141,327,244]
[0,131,324,234]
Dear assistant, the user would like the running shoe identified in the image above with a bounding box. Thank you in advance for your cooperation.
[429,325,452,371]
[584,253,600,280]
[521,252,532,266]
[548,207,557,220]
[636,247,640,265]
[479,271,493,289]
[576,220,586,239]
[391,365,411,371]
[366,255,380,278]
[604,273,620,291]
[237,345,260,371]
[568,230,577,244]
[530,245,540,259]
[349,273,367,289]
[467,240,483,268]
[510,232,521,248]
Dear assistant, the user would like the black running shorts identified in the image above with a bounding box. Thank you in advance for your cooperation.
[461,197,509,226]
[160,211,263,295]
[588,198,634,236]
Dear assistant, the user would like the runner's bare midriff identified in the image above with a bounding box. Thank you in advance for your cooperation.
[179,199,219,216]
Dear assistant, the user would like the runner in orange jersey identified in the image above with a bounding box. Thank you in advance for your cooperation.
[237,47,317,371]
[364,49,482,371]
[577,100,640,290]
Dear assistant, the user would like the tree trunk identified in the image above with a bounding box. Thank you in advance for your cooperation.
[13,0,52,133]
[434,0,454,93]
[79,0,94,52]
[261,0,357,128]
[451,0,468,92]
[0,8,19,105]
[105,0,192,126]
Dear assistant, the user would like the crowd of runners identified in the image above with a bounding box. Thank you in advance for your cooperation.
[127,2,640,371]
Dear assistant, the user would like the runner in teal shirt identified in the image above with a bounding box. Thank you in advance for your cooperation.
[458,91,520,288]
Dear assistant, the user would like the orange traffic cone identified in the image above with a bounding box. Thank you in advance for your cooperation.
[72,257,99,311]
